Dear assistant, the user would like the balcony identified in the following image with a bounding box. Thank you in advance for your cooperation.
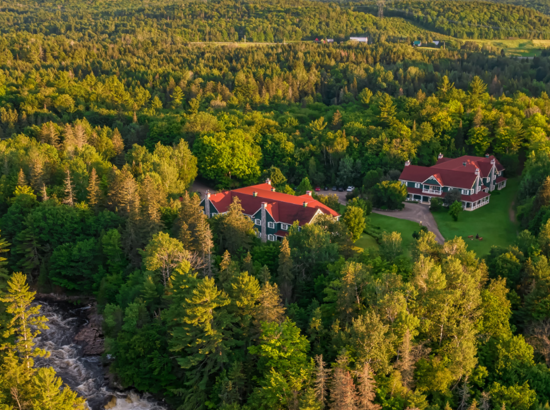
[422,186,442,195]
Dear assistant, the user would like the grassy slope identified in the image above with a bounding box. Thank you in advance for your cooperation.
[432,178,519,258]
[357,213,422,255]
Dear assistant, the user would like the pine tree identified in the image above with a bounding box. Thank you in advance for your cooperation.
[468,400,479,410]
[255,281,286,329]
[62,169,75,206]
[29,155,44,193]
[315,355,329,408]
[73,122,87,149]
[39,183,48,202]
[356,362,380,410]
[0,230,10,290]
[259,265,271,284]
[330,354,357,410]
[87,167,101,210]
[219,250,240,288]
[395,329,414,390]
[139,174,165,240]
[243,251,254,275]
[40,122,59,147]
[480,392,490,410]
[218,197,254,254]
[30,367,87,410]
[0,273,49,370]
[278,237,294,305]
[17,168,27,187]
[457,379,471,410]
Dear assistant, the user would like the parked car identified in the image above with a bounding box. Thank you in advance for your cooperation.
[324,186,329,191]
[315,187,321,192]
[338,187,344,192]
[331,186,337,191]
[347,186,355,192]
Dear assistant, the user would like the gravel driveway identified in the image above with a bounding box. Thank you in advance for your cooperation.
[372,202,446,244]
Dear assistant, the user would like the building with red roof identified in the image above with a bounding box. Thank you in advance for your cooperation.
[200,179,340,242]
[399,154,507,211]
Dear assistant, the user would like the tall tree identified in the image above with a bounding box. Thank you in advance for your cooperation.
[278,237,294,305]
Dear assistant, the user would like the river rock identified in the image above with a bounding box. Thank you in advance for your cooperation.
[74,303,104,355]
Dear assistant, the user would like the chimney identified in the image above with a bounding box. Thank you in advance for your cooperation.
[485,153,490,158]
[438,153,443,160]
[475,169,479,176]
[463,162,467,167]
[205,190,211,217]
[303,201,308,207]
[253,191,258,197]
[260,202,267,243]
[266,178,271,185]
[271,187,276,192]
[405,160,411,166]
[306,190,312,196]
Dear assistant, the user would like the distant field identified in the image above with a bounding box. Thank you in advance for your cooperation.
[474,39,550,56]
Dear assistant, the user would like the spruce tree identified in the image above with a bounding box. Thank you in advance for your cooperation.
[62,169,75,207]
[139,174,165,240]
[40,182,49,202]
[0,273,49,370]
[356,362,380,410]
[29,155,44,193]
[278,237,294,305]
[315,355,329,408]
[86,167,101,210]
[243,251,254,275]
[17,168,27,187]
[254,281,286,330]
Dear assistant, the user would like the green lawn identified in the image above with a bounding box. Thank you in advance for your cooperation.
[432,178,519,258]
[357,213,423,255]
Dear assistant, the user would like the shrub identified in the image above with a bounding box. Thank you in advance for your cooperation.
[430,197,444,212]
[449,200,463,221]
[371,181,407,210]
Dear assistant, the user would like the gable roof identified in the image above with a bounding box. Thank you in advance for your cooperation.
[204,183,339,225]
[400,155,504,189]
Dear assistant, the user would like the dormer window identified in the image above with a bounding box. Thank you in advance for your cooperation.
[268,222,275,229]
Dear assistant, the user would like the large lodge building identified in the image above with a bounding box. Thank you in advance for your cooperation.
[200,179,340,242]
[399,154,507,211]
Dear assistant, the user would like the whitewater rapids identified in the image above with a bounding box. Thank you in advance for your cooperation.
[33,301,167,410]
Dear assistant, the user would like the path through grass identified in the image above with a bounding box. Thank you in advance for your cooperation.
[432,178,519,257]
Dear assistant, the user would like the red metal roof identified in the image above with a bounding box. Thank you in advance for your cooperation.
[205,183,339,225]
[401,155,504,189]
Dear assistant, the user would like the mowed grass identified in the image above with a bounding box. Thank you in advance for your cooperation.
[474,39,550,57]
[432,178,519,258]
[357,213,423,255]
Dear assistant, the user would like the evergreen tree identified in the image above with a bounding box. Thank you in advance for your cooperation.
[315,355,329,408]
[278,237,294,305]
[62,169,75,207]
[254,281,286,330]
[40,183,49,202]
[87,167,101,210]
[356,362,380,410]
[217,197,254,254]
[17,168,27,188]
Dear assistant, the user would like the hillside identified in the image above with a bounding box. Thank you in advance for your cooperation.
[0,0,449,43]
[357,0,550,39]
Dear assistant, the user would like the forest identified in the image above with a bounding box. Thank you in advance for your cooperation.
[1,0,550,409]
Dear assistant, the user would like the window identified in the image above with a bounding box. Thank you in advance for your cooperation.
[255,219,261,225]
[415,183,420,188]
[462,189,467,195]
[256,231,261,238]
[268,222,275,229]
[268,234,275,241]
[282,223,289,230]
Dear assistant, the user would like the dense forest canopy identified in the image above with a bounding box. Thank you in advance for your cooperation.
[1,0,550,409]
[359,0,550,39]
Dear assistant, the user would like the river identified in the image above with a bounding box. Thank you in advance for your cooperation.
[33,301,167,410]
